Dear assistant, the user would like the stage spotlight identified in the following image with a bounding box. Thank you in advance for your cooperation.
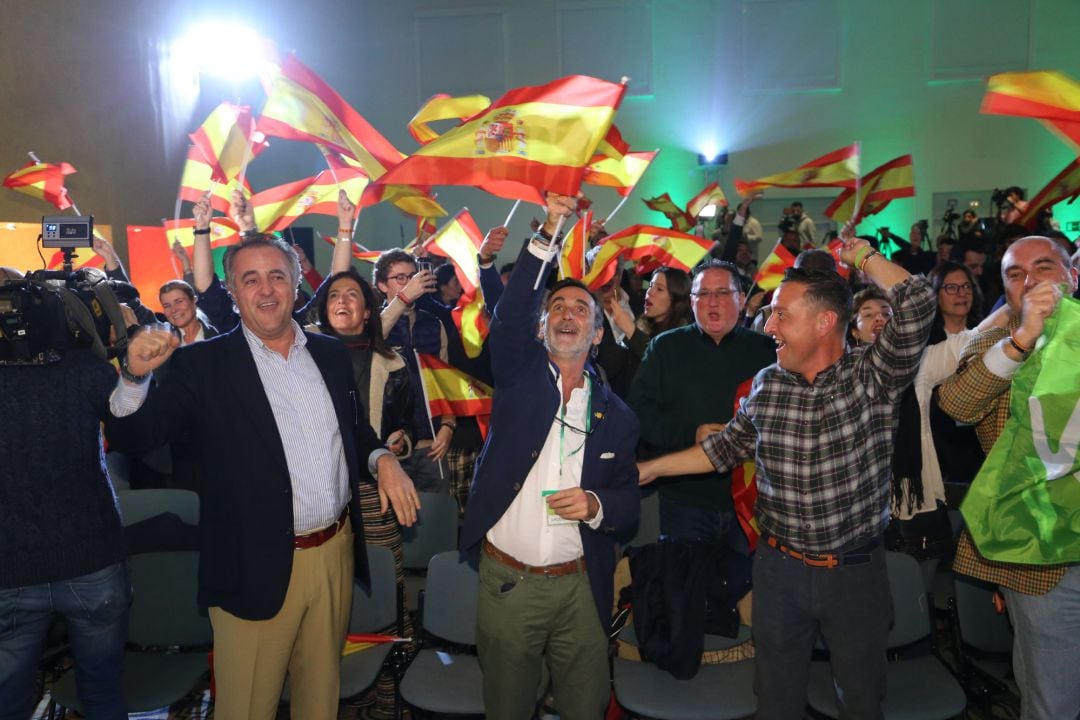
[172,22,274,80]
[697,149,728,167]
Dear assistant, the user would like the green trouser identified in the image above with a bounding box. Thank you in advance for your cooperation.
[476,552,610,720]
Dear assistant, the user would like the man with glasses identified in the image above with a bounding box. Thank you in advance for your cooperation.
[461,193,640,719]
[628,259,775,555]
[373,249,455,492]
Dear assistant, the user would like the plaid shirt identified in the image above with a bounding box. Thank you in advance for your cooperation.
[703,276,935,553]
[937,322,1068,595]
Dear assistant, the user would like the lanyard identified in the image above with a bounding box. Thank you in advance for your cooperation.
[558,375,591,482]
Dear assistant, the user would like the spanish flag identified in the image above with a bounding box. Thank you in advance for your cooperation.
[982,70,1080,148]
[582,225,712,290]
[558,210,592,280]
[163,218,240,250]
[582,149,658,197]
[416,352,494,429]
[686,181,729,217]
[642,193,696,232]
[824,154,914,224]
[3,160,75,210]
[734,144,860,196]
[177,146,252,215]
[251,168,369,233]
[424,209,490,359]
[753,241,798,292]
[378,75,627,203]
[1017,157,1080,230]
[257,54,444,218]
[188,102,268,184]
[320,234,382,262]
[729,376,761,549]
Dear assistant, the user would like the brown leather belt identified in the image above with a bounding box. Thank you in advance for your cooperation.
[764,533,878,569]
[483,540,586,577]
[294,509,349,550]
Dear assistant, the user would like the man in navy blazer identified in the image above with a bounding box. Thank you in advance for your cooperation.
[108,234,418,719]
[461,193,640,719]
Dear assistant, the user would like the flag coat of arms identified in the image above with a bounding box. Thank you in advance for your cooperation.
[961,297,1080,565]
[378,75,627,203]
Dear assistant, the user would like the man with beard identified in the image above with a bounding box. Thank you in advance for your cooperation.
[460,193,640,719]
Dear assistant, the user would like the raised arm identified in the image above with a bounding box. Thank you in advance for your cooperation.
[191,191,215,292]
[330,189,358,276]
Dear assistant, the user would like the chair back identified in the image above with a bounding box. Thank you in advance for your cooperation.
[627,489,661,547]
[954,575,1013,655]
[422,551,479,646]
[885,551,932,648]
[401,492,459,570]
[118,489,199,526]
[127,551,212,647]
[350,544,399,633]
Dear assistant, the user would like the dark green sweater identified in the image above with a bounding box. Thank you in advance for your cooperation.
[628,324,776,510]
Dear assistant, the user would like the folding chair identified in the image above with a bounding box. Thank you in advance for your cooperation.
[806,551,967,719]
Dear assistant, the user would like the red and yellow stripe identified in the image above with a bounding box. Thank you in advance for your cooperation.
[2,161,76,210]
[582,150,657,197]
[425,209,490,359]
[188,102,268,184]
[582,225,712,290]
[824,154,914,224]
[416,352,494,418]
[735,144,859,196]
[982,70,1080,148]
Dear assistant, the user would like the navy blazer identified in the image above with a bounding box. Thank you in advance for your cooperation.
[106,327,383,621]
[460,240,640,630]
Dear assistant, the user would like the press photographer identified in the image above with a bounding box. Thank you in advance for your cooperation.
[0,217,141,718]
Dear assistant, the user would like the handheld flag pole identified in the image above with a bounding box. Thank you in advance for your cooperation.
[533,213,567,290]
[503,199,521,228]
[413,350,445,481]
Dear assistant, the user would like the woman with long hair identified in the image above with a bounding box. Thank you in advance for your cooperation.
[889,261,993,580]
[312,268,415,717]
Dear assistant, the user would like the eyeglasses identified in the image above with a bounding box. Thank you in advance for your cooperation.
[386,272,416,284]
[941,282,974,295]
[691,288,737,300]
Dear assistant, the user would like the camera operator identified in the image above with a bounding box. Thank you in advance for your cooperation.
[0,268,131,720]
[957,209,986,245]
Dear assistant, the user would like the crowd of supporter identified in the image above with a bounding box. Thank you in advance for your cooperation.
[2,177,1079,720]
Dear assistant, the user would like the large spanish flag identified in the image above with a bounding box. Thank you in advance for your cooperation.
[753,241,798,291]
[189,102,268,184]
[425,209,490,359]
[377,75,627,203]
[1017,157,1080,230]
[416,352,494,428]
[686,181,729,217]
[3,160,76,210]
[824,154,914,224]
[582,149,657,197]
[257,54,444,218]
[582,225,712,290]
[177,146,252,214]
[251,168,369,232]
[982,70,1080,148]
[735,144,860,196]
[643,193,696,232]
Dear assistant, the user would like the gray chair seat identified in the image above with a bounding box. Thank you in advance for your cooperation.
[613,656,757,720]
